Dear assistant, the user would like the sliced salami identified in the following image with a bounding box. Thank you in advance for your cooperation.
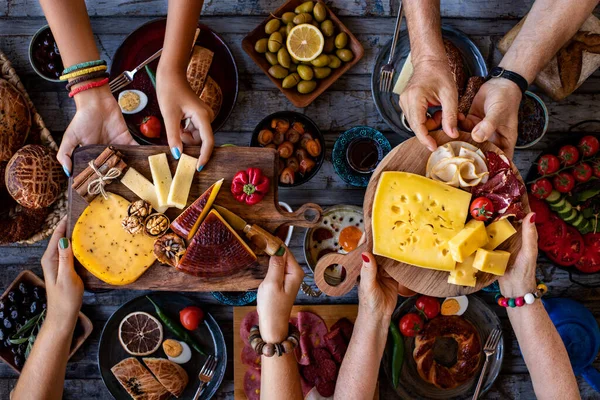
[316,380,336,397]
[324,328,348,363]
[297,311,328,365]
[320,358,338,381]
[241,344,261,369]
[243,368,261,400]
[302,364,321,386]
[312,348,333,364]
[330,318,354,342]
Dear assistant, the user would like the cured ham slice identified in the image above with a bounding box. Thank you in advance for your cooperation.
[143,358,189,398]
[186,46,214,95]
[170,179,223,240]
[111,357,170,400]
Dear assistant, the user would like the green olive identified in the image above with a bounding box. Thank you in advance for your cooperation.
[268,32,283,53]
[282,72,301,88]
[288,63,298,73]
[323,37,335,53]
[327,55,342,68]
[286,22,295,36]
[335,32,348,49]
[313,67,332,79]
[265,19,281,35]
[310,54,330,67]
[297,80,317,94]
[265,52,279,65]
[268,65,289,80]
[297,64,314,80]
[313,3,327,22]
[295,1,314,14]
[255,38,268,53]
[282,12,296,24]
[277,48,291,68]
[293,13,313,25]
[320,20,335,37]
[336,48,354,62]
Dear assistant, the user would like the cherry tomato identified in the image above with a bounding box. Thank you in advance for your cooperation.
[527,196,551,224]
[538,215,567,251]
[575,247,600,273]
[399,313,424,337]
[530,178,553,199]
[140,116,161,138]
[415,296,441,320]
[546,226,584,267]
[537,154,561,175]
[469,197,495,221]
[553,172,575,193]
[593,161,600,178]
[574,163,593,183]
[578,135,600,157]
[558,145,579,166]
[179,306,204,331]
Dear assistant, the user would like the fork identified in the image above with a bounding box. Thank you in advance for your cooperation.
[109,48,163,93]
[472,329,502,399]
[193,355,218,400]
[379,3,404,92]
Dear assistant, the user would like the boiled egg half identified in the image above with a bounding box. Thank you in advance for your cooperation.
[441,296,469,316]
[162,339,192,364]
[118,89,148,114]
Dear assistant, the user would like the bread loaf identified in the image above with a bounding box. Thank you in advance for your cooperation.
[0,79,31,162]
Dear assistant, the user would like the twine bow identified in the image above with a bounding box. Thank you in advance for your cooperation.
[87,160,122,199]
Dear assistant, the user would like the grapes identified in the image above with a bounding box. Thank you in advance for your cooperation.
[29,302,39,316]
[10,309,19,321]
[18,283,29,295]
[8,291,21,304]
[3,318,12,330]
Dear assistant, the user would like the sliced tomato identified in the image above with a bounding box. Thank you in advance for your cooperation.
[575,247,600,273]
[546,226,584,266]
[538,215,567,251]
[528,196,551,224]
[584,233,600,251]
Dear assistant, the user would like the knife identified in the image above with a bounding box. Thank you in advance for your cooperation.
[213,205,286,256]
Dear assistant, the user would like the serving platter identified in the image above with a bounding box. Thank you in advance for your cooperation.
[314,130,529,297]
[67,145,322,291]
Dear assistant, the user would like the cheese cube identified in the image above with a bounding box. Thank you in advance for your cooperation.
[473,248,511,276]
[483,219,517,250]
[448,254,478,287]
[121,167,168,213]
[372,172,471,272]
[167,153,198,209]
[148,153,173,208]
[448,219,489,263]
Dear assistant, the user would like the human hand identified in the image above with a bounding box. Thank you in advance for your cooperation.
[498,212,538,298]
[257,249,304,343]
[358,252,398,323]
[460,78,521,159]
[40,218,84,329]
[59,86,136,176]
[156,68,214,171]
[399,59,460,151]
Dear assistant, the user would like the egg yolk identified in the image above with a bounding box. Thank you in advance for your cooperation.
[162,339,183,357]
[441,299,460,315]
[339,226,362,252]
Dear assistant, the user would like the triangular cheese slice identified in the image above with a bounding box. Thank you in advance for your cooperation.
[170,179,223,240]
[176,209,257,277]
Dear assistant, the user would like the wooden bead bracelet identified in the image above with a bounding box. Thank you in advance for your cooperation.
[68,78,109,98]
[249,324,300,357]
[495,282,548,308]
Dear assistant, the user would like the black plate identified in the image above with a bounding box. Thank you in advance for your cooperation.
[98,293,226,399]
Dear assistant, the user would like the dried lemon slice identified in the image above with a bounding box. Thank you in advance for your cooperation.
[286,24,324,62]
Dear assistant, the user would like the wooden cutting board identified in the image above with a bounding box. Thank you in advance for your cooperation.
[67,145,322,291]
[233,305,375,400]
[314,131,530,298]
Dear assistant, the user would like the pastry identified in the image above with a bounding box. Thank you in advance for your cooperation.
[111,357,171,400]
[0,78,31,162]
[143,358,189,398]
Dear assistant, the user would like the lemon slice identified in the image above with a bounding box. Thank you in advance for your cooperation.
[286,24,324,62]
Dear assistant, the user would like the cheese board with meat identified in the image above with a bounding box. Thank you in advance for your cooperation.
[67,145,322,291]
[314,130,530,297]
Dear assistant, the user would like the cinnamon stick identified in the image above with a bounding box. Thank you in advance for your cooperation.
[72,146,127,203]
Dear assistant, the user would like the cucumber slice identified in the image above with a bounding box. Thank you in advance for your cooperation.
[550,198,567,211]
[563,209,579,223]
[578,221,592,234]
[572,214,585,228]
[557,201,573,215]
[546,190,562,204]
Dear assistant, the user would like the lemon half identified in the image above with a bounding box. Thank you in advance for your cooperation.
[286,24,325,62]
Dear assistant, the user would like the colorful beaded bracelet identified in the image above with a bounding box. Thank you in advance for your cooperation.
[59,65,107,81]
[62,60,106,75]
[65,71,109,91]
[249,324,300,357]
[68,77,109,98]
[495,282,548,308]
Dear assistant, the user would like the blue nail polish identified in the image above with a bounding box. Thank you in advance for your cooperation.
[62,165,71,177]
[197,165,204,172]
[171,147,181,160]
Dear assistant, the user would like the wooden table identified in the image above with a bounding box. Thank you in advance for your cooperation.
[0,1,599,398]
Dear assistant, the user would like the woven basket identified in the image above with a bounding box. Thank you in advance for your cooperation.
[0,50,67,244]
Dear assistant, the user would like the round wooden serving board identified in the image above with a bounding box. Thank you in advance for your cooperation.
[314,130,530,297]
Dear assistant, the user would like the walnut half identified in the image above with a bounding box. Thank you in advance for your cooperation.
[154,233,186,267]
[144,213,170,237]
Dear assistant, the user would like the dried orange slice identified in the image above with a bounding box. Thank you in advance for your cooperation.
[119,311,163,356]
[286,24,324,62]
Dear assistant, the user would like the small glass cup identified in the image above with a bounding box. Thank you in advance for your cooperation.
[345,137,384,174]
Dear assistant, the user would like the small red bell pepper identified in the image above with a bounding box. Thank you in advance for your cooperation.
[231,167,270,205]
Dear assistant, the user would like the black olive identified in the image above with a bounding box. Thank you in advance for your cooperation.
[10,346,18,355]
[29,302,38,315]
[32,287,45,301]
[3,318,12,330]
[0,300,6,311]
[4,339,11,348]
[14,355,24,369]
[18,283,29,295]
[0,329,5,341]
[7,291,21,304]
[10,310,18,321]
[0,311,5,320]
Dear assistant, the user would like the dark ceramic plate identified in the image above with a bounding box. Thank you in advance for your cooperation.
[98,293,226,399]
[371,26,487,139]
[332,126,391,188]
[110,18,238,145]
[250,111,325,187]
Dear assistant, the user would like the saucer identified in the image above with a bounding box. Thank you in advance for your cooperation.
[332,126,391,188]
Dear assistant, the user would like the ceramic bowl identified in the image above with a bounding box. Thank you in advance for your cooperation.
[28,25,63,83]
[515,91,549,149]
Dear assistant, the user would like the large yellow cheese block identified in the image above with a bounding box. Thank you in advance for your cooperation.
[448,219,489,263]
[448,254,478,287]
[148,153,173,208]
[372,172,472,271]
[473,248,510,276]
[72,193,156,285]
[483,219,517,250]
[121,167,168,213]
[168,153,198,209]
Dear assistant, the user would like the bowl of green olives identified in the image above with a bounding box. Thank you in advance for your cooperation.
[242,0,364,108]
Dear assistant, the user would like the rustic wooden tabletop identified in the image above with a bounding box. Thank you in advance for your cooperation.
[0,0,599,398]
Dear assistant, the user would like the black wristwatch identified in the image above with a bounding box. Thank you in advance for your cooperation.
[486,67,529,93]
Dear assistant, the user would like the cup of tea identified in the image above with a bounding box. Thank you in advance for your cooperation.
[345,137,384,174]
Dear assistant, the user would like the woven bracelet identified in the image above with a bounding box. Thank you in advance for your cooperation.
[62,60,106,75]
[68,78,109,98]
[60,65,107,81]
[65,71,109,91]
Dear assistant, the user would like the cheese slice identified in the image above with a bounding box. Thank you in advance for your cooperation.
[448,254,478,287]
[167,153,198,209]
[72,193,156,285]
[148,153,173,208]
[121,167,168,213]
[392,52,413,95]
[448,219,489,263]
[483,219,517,250]
[473,248,510,276]
[372,172,472,271]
